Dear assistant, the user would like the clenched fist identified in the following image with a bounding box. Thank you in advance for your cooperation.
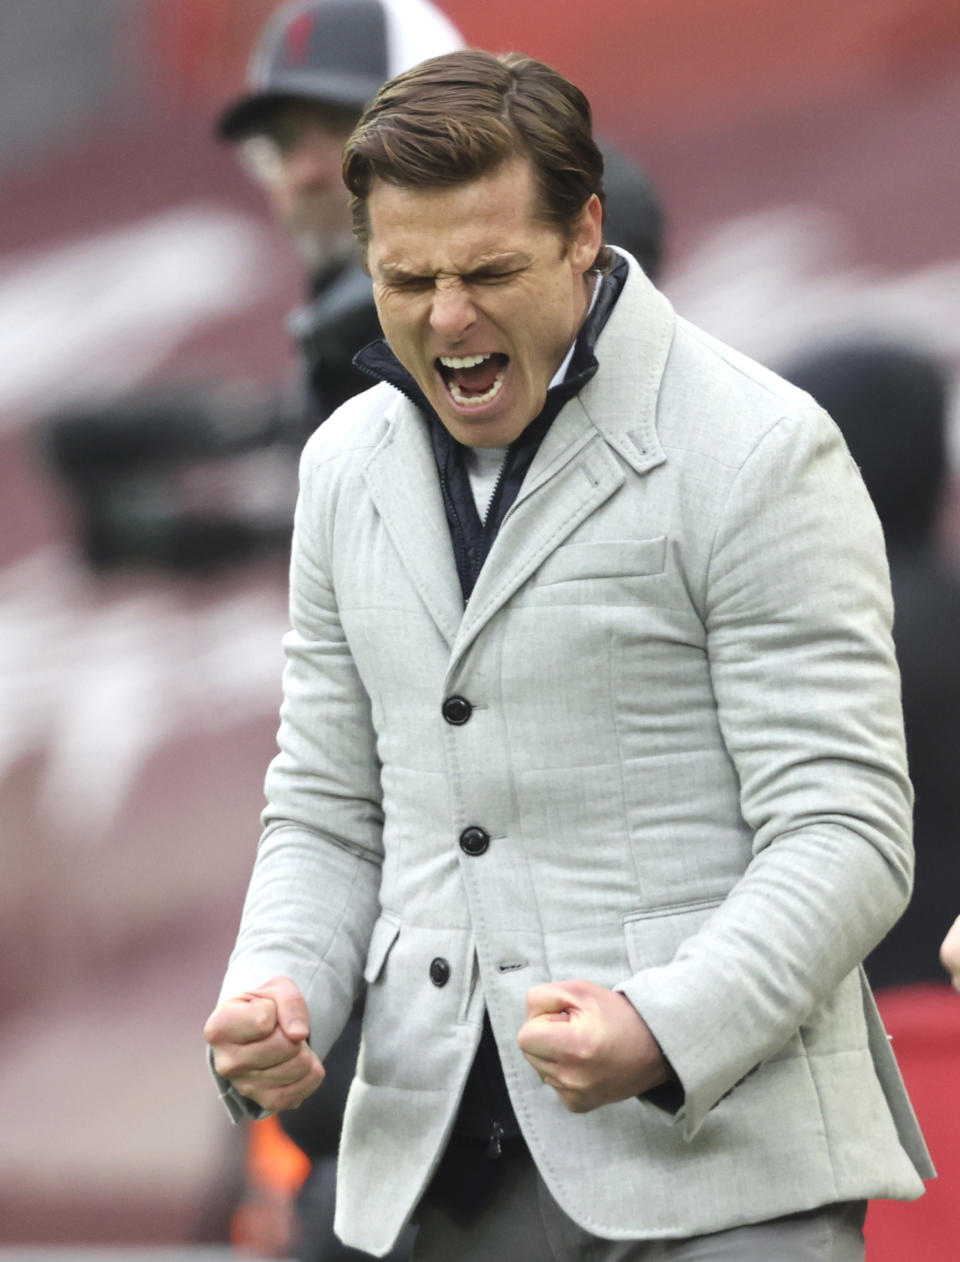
[517,978,670,1113]
[204,975,326,1113]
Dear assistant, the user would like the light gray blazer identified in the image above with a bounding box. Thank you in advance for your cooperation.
[218,251,932,1256]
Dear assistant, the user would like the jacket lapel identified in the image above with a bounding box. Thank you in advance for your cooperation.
[363,396,464,648]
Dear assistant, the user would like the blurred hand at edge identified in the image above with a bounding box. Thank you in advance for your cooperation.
[940,915,960,992]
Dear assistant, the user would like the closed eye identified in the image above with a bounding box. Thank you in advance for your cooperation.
[467,269,521,286]
[389,276,434,293]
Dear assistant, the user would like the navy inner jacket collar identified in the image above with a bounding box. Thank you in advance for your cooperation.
[353,253,628,599]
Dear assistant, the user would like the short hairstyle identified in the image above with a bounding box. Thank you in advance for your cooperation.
[342,49,611,269]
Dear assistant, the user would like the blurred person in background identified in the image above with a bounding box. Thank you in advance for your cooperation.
[206,49,930,1262]
[215,0,467,431]
[784,340,960,992]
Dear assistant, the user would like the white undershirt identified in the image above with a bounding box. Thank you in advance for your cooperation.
[463,275,601,521]
[463,443,508,522]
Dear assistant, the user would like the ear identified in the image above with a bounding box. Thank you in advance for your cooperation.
[569,193,604,275]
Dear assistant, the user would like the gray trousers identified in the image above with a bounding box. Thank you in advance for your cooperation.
[412,1144,866,1262]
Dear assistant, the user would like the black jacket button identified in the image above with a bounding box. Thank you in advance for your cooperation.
[442,695,473,725]
[429,957,451,987]
[459,826,490,856]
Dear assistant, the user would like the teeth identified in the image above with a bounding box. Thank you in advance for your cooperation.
[439,354,492,369]
[448,366,506,408]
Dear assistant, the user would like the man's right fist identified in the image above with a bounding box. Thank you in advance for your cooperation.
[204,975,326,1112]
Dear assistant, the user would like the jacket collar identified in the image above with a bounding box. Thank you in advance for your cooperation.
[573,247,674,477]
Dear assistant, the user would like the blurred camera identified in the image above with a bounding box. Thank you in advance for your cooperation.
[39,381,306,572]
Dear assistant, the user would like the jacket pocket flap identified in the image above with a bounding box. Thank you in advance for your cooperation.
[537,536,667,585]
[621,897,724,972]
[363,914,400,984]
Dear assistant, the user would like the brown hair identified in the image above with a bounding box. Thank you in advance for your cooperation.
[342,49,610,269]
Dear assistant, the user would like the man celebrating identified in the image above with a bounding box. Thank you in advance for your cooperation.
[206,50,931,1260]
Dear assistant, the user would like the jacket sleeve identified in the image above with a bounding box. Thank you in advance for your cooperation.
[213,446,384,1117]
[618,405,913,1138]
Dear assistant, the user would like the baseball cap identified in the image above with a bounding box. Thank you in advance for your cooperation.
[216,0,464,141]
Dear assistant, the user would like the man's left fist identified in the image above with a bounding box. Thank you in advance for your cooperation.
[517,977,670,1113]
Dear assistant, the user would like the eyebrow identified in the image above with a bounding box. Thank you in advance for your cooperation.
[378,251,533,283]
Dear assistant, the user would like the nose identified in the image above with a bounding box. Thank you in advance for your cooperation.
[429,280,476,342]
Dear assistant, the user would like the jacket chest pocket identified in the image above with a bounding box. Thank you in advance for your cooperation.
[535,535,667,587]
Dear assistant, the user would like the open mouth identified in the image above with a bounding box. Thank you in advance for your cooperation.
[436,353,508,408]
